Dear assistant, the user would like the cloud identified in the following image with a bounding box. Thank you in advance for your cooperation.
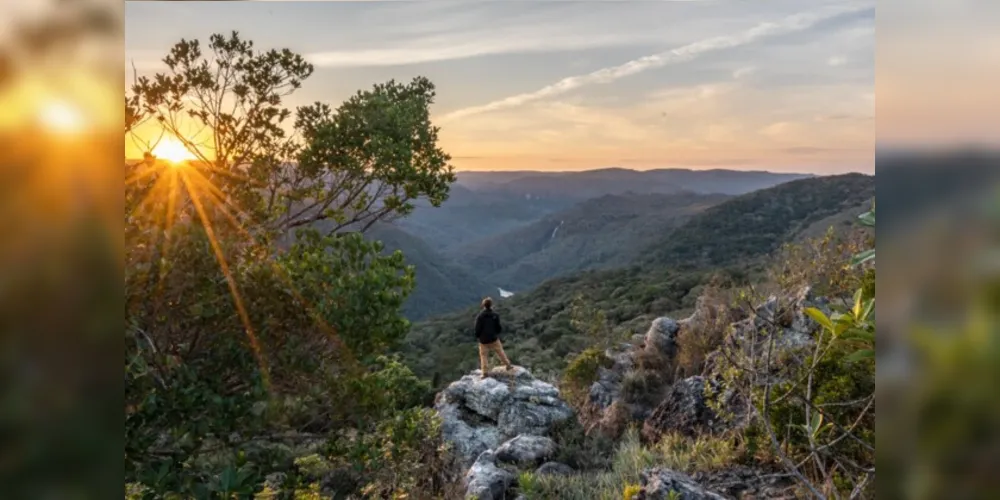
[304,31,664,68]
[828,55,848,66]
[732,66,757,79]
[441,3,874,122]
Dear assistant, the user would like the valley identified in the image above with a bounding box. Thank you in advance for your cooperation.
[398,173,875,384]
[371,168,814,321]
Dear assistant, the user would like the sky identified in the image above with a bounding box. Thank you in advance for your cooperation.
[125,0,876,174]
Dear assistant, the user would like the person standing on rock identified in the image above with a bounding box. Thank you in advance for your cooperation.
[475,297,513,376]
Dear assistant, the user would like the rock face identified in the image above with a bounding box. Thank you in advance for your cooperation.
[435,397,503,466]
[495,435,556,466]
[464,450,515,500]
[634,468,727,500]
[435,366,573,466]
[642,376,729,441]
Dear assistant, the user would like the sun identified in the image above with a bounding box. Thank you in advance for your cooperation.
[152,137,197,164]
[38,100,87,133]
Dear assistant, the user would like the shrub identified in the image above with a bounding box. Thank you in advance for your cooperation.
[620,369,662,406]
[548,417,616,471]
[561,348,613,407]
[655,432,739,473]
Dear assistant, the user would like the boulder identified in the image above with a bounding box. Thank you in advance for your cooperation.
[634,468,726,500]
[642,376,720,441]
[464,450,515,500]
[644,317,680,357]
[495,435,556,466]
[535,461,574,476]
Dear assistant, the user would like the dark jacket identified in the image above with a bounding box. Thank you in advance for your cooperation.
[475,308,503,345]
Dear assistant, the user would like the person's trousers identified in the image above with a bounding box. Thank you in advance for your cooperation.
[478,340,512,373]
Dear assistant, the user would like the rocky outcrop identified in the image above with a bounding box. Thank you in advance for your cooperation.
[464,450,514,500]
[584,286,823,443]
[644,317,680,357]
[435,366,573,466]
[436,366,575,499]
[495,435,556,466]
[633,468,727,500]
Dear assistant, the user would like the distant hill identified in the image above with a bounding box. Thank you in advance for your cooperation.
[402,173,875,383]
[639,173,875,269]
[365,223,497,322]
[453,191,731,291]
[394,184,575,252]
[456,168,812,199]
[398,168,811,251]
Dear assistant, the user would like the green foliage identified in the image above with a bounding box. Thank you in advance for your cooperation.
[347,408,458,498]
[804,287,875,363]
[345,356,434,423]
[294,75,455,229]
[710,202,876,497]
[125,33,458,499]
[277,229,415,361]
[850,203,875,267]
[654,433,740,473]
[561,348,613,407]
[548,415,617,471]
[773,226,871,298]
[642,174,875,270]
[518,471,541,498]
[130,32,454,234]
[570,294,625,350]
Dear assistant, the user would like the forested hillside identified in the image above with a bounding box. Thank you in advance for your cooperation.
[365,224,497,321]
[455,192,730,290]
[402,174,875,384]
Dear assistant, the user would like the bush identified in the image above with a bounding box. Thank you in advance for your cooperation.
[620,369,662,406]
[548,417,616,471]
[561,348,613,407]
[655,432,740,473]
[348,408,461,499]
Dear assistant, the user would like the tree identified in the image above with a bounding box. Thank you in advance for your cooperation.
[124,34,457,496]
[129,31,454,236]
